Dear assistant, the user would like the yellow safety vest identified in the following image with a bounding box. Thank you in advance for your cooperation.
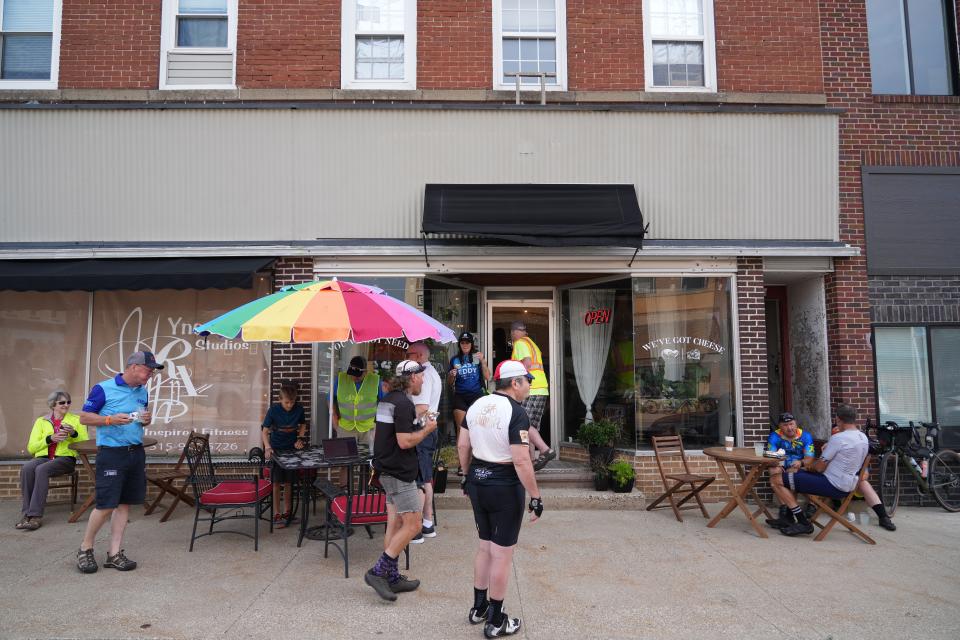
[512,336,548,395]
[611,340,633,390]
[336,372,380,433]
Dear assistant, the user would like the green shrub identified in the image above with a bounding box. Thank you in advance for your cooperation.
[438,445,460,469]
[575,419,621,448]
[607,460,635,485]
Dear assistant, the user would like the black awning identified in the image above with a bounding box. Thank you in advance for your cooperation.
[0,257,275,292]
[422,184,645,247]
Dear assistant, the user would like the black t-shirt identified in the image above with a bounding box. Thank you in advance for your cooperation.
[373,391,419,483]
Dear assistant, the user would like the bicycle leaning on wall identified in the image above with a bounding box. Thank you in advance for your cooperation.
[870,420,960,514]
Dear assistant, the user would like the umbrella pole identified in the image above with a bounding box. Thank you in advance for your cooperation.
[327,345,335,439]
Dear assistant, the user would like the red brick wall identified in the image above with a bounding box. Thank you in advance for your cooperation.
[270,258,314,425]
[714,0,823,94]
[59,0,161,89]
[567,0,642,91]
[737,257,769,445]
[818,0,960,420]
[418,0,491,89]
[237,0,340,89]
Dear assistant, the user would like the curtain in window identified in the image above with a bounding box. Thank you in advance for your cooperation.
[875,326,932,423]
[569,289,615,421]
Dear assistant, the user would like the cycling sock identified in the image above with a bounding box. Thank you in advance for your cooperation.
[872,504,889,519]
[790,505,808,523]
[372,551,397,577]
[474,587,488,610]
[488,598,505,626]
[423,518,434,529]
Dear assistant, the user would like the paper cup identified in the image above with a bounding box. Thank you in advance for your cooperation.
[724,436,734,451]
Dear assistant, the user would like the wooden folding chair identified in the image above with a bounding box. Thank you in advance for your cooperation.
[804,456,875,544]
[145,431,205,522]
[646,435,715,521]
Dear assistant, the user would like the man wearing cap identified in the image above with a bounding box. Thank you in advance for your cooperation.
[406,342,442,541]
[458,360,542,638]
[333,355,383,450]
[509,321,555,471]
[365,359,438,601]
[764,412,815,529]
[75,350,162,574]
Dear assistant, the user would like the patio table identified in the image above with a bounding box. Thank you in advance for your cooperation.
[270,445,370,547]
[703,446,781,538]
[67,437,158,523]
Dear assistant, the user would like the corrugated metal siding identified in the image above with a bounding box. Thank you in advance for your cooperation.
[0,108,838,242]
[166,52,233,85]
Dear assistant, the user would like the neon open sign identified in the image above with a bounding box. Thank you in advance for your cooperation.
[584,308,612,326]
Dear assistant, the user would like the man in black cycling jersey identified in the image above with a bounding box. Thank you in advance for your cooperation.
[457,359,543,639]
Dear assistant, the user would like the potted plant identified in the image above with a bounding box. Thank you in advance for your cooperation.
[608,460,636,493]
[576,419,620,467]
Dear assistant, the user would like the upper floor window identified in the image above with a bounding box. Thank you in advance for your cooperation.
[160,0,237,89]
[643,0,716,92]
[493,0,567,91]
[0,0,61,89]
[866,0,958,95]
[341,0,417,90]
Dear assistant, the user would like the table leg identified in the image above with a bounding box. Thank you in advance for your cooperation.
[296,473,310,548]
[68,453,96,523]
[734,462,774,521]
[707,460,769,538]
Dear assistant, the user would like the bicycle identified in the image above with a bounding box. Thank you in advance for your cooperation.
[870,420,960,514]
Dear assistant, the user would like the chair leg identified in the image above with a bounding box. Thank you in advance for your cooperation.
[71,471,78,509]
[144,482,167,515]
[404,545,410,570]
[364,525,374,539]
[189,503,201,552]
[254,501,260,551]
[342,519,350,578]
[209,508,216,534]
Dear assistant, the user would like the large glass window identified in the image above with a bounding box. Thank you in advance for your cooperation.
[874,324,960,449]
[633,276,735,449]
[866,0,957,95]
[0,0,59,86]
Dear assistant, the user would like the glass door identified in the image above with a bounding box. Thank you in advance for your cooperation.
[485,295,555,448]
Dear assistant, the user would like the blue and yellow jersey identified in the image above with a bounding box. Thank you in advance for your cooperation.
[767,427,815,467]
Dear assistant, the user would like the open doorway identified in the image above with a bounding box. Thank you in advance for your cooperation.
[486,298,553,449]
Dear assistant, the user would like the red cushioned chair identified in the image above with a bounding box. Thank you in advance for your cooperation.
[185,434,273,551]
[315,461,409,578]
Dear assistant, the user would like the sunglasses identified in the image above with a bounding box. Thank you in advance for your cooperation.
[56,400,71,405]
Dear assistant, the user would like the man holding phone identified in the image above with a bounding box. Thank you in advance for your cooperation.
[76,351,162,574]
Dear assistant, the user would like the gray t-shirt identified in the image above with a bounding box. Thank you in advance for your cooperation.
[821,428,868,492]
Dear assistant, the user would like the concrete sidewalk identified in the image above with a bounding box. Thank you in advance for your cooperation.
[1,499,958,640]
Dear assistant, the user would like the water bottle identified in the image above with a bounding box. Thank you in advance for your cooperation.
[920,459,928,479]
[908,457,922,475]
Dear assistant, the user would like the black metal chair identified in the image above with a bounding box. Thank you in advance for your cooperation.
[315,461,409,578]
[186,435,273,551]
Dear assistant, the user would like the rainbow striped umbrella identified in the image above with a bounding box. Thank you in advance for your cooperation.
[195,279,457,344]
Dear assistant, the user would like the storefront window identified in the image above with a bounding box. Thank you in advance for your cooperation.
[560,279,635,447]
[874,326,932,425]
[633,276,735,449]
[0,291,89,457]
[313,276,478,440]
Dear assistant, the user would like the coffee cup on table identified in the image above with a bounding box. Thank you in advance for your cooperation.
[724,436,734,451]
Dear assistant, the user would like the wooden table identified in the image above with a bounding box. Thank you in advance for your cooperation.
[67,437,159,523]
[703,447,781,538]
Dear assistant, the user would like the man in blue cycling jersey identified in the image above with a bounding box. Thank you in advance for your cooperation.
[765,412,815,529]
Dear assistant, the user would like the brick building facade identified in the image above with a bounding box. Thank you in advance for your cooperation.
[2,1,958,508]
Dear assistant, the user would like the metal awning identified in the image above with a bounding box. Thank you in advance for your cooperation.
[0,257,275,292]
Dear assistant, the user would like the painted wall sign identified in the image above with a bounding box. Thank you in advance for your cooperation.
[641,336,726,355]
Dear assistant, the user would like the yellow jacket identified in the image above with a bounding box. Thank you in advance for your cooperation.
[27,413,88,458]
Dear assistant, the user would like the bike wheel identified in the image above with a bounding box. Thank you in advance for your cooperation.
[879,452,900,515]
[929,450,960,512]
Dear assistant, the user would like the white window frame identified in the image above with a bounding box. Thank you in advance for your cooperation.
[492,0,567,92]
[159,0,238,90]
[0,0,62,90]
[341,0,417,90]
[642,0,716,93]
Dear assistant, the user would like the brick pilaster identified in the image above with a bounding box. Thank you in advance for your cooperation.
[270,257,315,425]
[737,257,768,445]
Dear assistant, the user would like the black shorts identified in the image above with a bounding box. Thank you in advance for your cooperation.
[270,459,296,484]
[95,445,147,509]
[465,481,525,547]
[453,392,484,413]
